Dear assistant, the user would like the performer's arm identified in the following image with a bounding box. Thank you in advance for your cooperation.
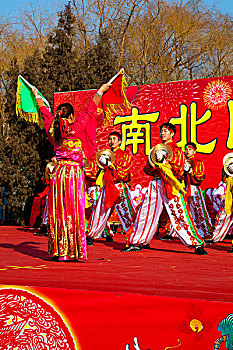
[143,160,161,177]
[170,148,184,181]
[32,83,111,141]
[189,160,205,185]
[73,83,111,134]
[84,160,99,181]
[32,87,55,144]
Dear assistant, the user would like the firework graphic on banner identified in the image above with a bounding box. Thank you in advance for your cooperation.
[132,80,200,118]
[131,83,165,113]
[203,79,232,110]
[164,80,200,118]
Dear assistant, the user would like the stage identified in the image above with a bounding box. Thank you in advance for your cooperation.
[0,225,233,349]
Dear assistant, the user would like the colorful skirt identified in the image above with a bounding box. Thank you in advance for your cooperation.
[48,160,87,261]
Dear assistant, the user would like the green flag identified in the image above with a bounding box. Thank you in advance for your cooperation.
[16,75,50,129]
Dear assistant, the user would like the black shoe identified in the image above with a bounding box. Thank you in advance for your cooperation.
[52,256,59,261]
[223,234,233,240]
[34,225,48,237]
[39,224,47,233]
[160,235,174,241]
[121,245,142,252]
[204,239,214,244]
[86,236,94,246]
[195,246,208,255]
[106,236,114,242]
[142,244,151,249]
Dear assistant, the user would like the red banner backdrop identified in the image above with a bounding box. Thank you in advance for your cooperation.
[0,285,232,350]
[54,75,233,191]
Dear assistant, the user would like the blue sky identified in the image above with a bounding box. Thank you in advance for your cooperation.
[0,0,232,17]
[0,0,67,16]
[204,0,233,15]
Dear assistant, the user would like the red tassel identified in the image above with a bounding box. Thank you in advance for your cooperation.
[186,173,191,200]
[38,186,49,198]
[103,167,120,211]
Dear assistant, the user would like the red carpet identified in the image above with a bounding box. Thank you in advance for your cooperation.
[0,225,233,302]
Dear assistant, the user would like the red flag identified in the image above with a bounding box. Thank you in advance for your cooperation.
[97,69,131,126]
[103,167,120,211]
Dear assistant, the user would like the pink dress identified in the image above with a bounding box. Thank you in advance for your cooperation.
[40,101,97,261]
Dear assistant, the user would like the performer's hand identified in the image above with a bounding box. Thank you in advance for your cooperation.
[156,150,167,163]
[99,154,107,165]
[93,83,112,105]
[98,83,112,95]
[227,163,233,174]
[99,154,111,166]
[156,150,163,162]
[31,86,40,99]
[184,162,191,172]
[188,167,193,173]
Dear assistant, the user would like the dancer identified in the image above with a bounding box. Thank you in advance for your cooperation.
[183,142,213,240]
[123,122,207,255]
[211,154,233,243]
[34,156,57,236]
[86,132,135,245]
[32,83,110,261]
[84,160,114,241]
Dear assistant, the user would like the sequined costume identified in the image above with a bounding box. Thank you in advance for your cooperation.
[39,101,97,261]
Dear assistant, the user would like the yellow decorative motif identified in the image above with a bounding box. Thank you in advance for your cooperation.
[0,265,49,271]
[164,339,181,349]
[62,138,82,150]
[57,160,82,167]
[190,319,203,332]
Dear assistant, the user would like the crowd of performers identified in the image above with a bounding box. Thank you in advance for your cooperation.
[32,85,233,262]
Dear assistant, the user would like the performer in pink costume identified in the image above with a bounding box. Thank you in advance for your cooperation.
[32,83,110,261]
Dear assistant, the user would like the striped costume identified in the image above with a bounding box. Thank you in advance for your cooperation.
[87,148,135,239]
[184,156,213,239]
[212,172,233,242]
[84,161,113,237]
[129,140,205,248]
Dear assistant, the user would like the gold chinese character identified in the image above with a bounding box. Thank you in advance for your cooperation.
[113,107,159,155]
[169,102,217,154]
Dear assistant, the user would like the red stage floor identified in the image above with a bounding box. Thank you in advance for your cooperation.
[0,225,233,303]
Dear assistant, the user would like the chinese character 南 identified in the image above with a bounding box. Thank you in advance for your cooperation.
[114,107,159,155]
